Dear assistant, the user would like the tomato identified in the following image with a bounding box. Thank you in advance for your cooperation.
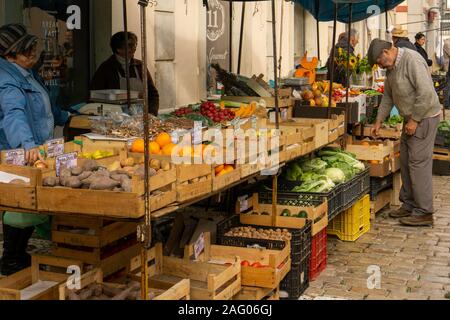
[241,260,250,267]
[251,262,262,268]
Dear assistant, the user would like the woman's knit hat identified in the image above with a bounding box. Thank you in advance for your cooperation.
[0,23,38,57]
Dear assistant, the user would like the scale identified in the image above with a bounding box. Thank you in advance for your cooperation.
[78,90,144,116]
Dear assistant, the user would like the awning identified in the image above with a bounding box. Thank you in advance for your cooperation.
[203,0,405,23]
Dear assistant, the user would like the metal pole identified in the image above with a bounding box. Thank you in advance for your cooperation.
[345,4,353,103]
[123,0,132,110]
[237,3,246,74]
[328,2,338,119]
[229,1,233,72]
[138,0,150,301]
[271,0,280,129]
[316,19,320,63]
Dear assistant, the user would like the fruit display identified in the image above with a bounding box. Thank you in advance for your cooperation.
[214,164,235,177]
[222,101,257,118]
[131,132,175,155]
[224,226,292,241]
[200,102,236,123]
[81,150,114,160]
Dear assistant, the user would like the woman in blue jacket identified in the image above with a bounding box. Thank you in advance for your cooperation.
[0,24,69,275]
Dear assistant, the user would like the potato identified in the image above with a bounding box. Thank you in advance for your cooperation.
[121,179,132,192]
[82,160,99,172]
[150,159,161,170]
[120,157,135,168]
[111,174,129,183]
[78,171,92,181]
[89,177,120,190]
[42,176,60,187]
[65,176,82,189]
[71,167,84,176]
[160,160,170,171]
[9,179,27,185]
[110,169,132,177]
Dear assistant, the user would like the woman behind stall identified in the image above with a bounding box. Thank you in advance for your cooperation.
[91,31,160,116]
[0,23,70,275]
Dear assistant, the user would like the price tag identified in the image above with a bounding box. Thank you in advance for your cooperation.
[238,195,249,213]
[194,232,205,260]
[269,111,276,124]
[4,149,25,166]
[192,121,202,145]
[56,152,78,177]
[281,109,288,121]
[46,138,65,158]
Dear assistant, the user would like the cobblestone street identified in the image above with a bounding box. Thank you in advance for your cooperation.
[302,175,450,300]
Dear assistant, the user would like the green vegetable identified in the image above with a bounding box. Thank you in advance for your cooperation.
[286,163,303,181]
[281,209,291,217]
[297,210,308,218]
[384,115,403,127]
[319,147,365,174]
[184,113,214,127]
[300,158,327,173]
[325,168,346,184]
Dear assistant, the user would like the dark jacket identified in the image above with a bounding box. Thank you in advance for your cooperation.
[91,55,159,116]
[327,37,355,85]
[394,38,416,51]
[415,42,433,67]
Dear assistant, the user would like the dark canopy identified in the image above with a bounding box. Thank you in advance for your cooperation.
[203,0,405,23]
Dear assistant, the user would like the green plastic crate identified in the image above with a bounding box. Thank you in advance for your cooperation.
[327,195,370,241]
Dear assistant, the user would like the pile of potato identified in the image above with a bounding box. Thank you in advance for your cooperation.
[67,281,141,300]
[42,157,172,192]
[225,226,292,241]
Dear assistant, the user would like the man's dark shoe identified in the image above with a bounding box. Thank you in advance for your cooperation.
[389,207,412,218]
[399,215,434,227]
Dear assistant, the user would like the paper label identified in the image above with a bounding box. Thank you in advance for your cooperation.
[4,149,25,166]
[192,121,203,145]
[46,138,65,158]
[238,195,249,212]
[56,152,78,177]
[194,233,205,260]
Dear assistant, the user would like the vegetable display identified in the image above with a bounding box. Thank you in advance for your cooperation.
[437,120,450,146]
[225,226,292,241]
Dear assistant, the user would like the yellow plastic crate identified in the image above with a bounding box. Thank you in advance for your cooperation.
[327,195,370,241]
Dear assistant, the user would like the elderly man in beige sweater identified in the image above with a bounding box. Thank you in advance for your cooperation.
[368,39,441,227]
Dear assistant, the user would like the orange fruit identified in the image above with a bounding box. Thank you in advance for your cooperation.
[215,165,225,174]
[224,165,234,173]
[155,132,172,148]
[131,139,145,153]
[149,141,161,154]
[162,143,177,156]
[216,169,227,177]
[369,160,379,164]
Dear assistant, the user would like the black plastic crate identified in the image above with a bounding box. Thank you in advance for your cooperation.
[341,167,370,211]
[369,174,394,200]
[435,132,450,149]
[433,159,450,176]
[279,257,310,300]
[259,184,343,222]
[217,215,311,265]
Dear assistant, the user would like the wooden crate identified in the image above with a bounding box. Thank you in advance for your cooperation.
[346,139,393,162]
[223,96,293,109]
[290,118,329,149]
[391,172,402,207]
[175,163,212,202]
[212,166,241,192]
[36,158,177,218]
[79,136,128,155]
[234,286,279,300]
[355,123,402,139]
[240,162,260,178]
[370,188,392,220]
[327,114,345,143]
[50,216,140,277]
[133,244,241,300]
[0,165,42,211]
[0,255,83,300]
[186,233,290,289]
[238,194,328,236]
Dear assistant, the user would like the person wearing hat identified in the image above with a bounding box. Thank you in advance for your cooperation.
[391,25,416,51]
[414,32,432,67]
[91,31,159,116]
[0,23,70,275]
[368,39,441,227]
[326,29,359,85]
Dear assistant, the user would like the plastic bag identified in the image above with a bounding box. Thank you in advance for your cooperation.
[3,212,49,229]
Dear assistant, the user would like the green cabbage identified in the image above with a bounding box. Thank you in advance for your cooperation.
[325,168,346,184]
[300,158,328,172]
[286,163,303,181]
